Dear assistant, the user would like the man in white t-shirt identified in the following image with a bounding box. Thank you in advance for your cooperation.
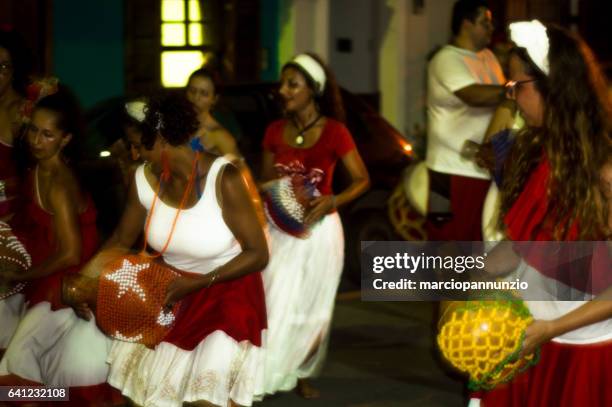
[425,0,505,241]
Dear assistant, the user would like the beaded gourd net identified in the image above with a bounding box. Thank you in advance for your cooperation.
[96,254,181,347]
[263,176,319,238]
[63,153,200,347]
[437,296,539,390]
[0,222,31,300]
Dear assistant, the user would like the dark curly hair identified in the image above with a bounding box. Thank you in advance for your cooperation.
[282,52,346,123]
[500,25,612,239]
[0,29,33,95]
[141,93,199,150]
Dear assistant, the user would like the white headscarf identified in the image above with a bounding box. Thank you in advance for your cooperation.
[509,20,550,75]
[289,54,327,94]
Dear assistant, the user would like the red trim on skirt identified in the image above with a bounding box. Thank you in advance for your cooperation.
[161,271,267,350]
[473,340,612,407]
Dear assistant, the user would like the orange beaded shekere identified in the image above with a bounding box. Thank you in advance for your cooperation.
[96,254,181,347]
[95,153,200,347]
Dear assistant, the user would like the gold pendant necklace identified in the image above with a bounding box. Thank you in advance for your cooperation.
[294,114,322,146]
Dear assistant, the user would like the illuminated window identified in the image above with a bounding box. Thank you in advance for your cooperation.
[162,51,208,87]
[160,0,210,87]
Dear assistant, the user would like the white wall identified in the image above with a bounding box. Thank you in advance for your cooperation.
[277,0,455,139]
[279,0,330,63]
[328,0,378,93]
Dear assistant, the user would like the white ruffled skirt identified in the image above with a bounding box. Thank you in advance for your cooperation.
[0,301,112,386]
[106,330,264,407]
[258,212,344,396]
[0,294,25,349]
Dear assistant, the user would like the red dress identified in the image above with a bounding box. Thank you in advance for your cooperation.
[9,171,99,310]
[263,118,356,195]
[475,156,612,407]
[2,171,123,406]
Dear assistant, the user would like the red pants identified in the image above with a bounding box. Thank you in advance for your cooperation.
[426,174,490,241]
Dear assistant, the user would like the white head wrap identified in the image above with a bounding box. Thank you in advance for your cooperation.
[289,54,327,94]
[125,100,147,123]
[509,20,550,75]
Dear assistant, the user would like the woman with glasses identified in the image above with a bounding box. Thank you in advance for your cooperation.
[473,21,612,406]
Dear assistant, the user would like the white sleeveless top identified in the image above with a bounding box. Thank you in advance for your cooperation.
[135,156,241,275]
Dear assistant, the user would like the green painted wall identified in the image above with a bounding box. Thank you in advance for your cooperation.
[260,0,280,81]
[53,0,124,108]
[260,0,295,81]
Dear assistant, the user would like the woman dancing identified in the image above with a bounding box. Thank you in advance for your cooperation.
[90,93,269,407]
[474,21,612,407]
[258,53,370,398]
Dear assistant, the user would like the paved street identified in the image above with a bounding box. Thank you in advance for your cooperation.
[256,297,467,407]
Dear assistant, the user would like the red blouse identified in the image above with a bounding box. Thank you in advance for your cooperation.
[262,118,356,195]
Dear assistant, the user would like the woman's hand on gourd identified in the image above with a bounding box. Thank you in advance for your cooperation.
[304,195,335,226]
[163,275,205,309]
[520,319,555,358]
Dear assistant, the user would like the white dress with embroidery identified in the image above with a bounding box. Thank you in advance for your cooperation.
[106,157,265,407]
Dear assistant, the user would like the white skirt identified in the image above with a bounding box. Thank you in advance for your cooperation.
[0,294,25,349]
[259,212,344,396]
[0,301,112,386]
[107,330,264,407]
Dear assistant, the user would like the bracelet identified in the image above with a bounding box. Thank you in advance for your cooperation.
[207,269,219,288]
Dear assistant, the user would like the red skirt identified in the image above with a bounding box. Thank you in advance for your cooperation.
[474,340,612,407]
[162,271,267,350]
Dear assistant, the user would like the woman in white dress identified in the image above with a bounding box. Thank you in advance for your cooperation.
[258,53,370,398]
[83,92,269,407]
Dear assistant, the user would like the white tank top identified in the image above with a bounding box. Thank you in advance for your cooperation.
[135,156,241,275]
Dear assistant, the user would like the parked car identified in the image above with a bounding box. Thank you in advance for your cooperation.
[82,84,414,282]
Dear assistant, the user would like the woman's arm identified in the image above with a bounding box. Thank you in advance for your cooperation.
[304,149,370,225]
[260,149,277,183]
[483,99,516,143]
[521,286,612,356]
[101,175,147,250]
[211,128,240,158]
[164,164,269,306]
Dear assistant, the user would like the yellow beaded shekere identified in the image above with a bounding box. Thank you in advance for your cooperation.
[437,298,539,390]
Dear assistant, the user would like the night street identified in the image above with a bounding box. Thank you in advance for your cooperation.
[257,296,466,407]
